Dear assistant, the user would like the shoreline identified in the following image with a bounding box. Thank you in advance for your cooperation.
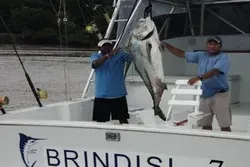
[0,44,97,50]
[0,45,98,57]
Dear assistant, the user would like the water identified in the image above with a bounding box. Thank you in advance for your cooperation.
[0,54,95,111]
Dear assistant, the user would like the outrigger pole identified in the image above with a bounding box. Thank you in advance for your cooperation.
[0,16,43,107]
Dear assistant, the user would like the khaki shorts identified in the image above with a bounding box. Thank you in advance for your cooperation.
[199,91,232,128]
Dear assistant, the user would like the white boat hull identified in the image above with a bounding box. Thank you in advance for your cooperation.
[0,94,250,167]
[1,119,250,167]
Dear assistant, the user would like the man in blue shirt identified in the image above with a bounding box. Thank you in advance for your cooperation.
[162,36,231,132]
[90,39,133,124]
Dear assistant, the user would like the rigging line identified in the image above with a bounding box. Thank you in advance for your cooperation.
[62,0,71,100]
[87,0,95,9]
[49,0,69,100]
[56,1,64,52]
[58,16,63,53]
[63,0,68,49]
[58,0,63,18]
[49,0,63,51]
[81,0,94,20]
[57,0,63,52]
[49,0,59,17]
[0,16,43,107]
[76,0,88,26]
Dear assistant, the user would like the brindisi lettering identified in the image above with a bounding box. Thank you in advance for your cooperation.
[45,149,224,167]
[46,149,174,167]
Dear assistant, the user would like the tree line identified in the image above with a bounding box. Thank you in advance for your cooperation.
[0,0,114,48]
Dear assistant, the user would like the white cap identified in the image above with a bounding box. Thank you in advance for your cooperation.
[97,39,113,47]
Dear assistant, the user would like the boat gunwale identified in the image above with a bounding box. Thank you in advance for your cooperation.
[1,119,250,141]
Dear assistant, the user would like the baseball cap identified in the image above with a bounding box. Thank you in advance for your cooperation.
[97,39,113,47]
[206,36,222,44]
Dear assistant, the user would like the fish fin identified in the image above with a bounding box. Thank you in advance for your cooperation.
[122,46,132,78]
[153,106,166,121]
[146,43,152,64]
[124,61,132,78]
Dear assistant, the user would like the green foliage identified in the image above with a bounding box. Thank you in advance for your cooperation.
[0,0,114,47]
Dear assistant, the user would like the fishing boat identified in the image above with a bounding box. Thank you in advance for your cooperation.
[1,0,250,166]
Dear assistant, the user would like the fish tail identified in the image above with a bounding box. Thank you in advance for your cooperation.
[153,106,166,121]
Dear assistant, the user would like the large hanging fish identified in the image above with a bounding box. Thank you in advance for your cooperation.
[126,16,167,121]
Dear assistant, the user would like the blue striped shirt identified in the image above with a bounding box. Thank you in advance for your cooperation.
[185,51,231,98]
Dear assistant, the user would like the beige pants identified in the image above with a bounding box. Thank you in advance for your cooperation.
[199,91,232,128]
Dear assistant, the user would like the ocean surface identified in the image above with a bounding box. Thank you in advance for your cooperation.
[0,53,95,111]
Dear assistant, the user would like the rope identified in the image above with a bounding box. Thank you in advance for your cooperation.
[49,0,71,100]
[76,0,88,26]
[62,0,71,100]
[87,0,95,9]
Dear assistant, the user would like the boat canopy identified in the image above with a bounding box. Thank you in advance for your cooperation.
[152,0,250,40]
[156,0,250,6]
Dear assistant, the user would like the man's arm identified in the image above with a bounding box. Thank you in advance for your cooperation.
[91,54,109,69]
[201,68,220,80]
[92,48,121,69]
[188,69,220,85]
[162,42,185,58]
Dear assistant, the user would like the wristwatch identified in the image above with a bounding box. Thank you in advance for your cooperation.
[198,75,203,81]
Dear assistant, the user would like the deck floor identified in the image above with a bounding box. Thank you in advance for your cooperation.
[127,102,250,133]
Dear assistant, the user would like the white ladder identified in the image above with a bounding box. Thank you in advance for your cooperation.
[166,80,202,122]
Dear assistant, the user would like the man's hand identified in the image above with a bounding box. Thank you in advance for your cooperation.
[107,47,122,57]
[188,77,200,85]
[160,42,185,58]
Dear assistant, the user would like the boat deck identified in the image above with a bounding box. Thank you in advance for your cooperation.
[0,98,250,134]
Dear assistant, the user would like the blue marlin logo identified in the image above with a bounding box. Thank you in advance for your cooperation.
[19,133,45,167]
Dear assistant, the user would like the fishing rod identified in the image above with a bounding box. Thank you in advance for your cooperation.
[77,0,112,40]
[0,16,43,107]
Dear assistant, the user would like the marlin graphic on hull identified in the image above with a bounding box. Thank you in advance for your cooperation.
[19,133,45,167]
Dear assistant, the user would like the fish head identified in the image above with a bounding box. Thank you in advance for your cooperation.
[132,17,155,40]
